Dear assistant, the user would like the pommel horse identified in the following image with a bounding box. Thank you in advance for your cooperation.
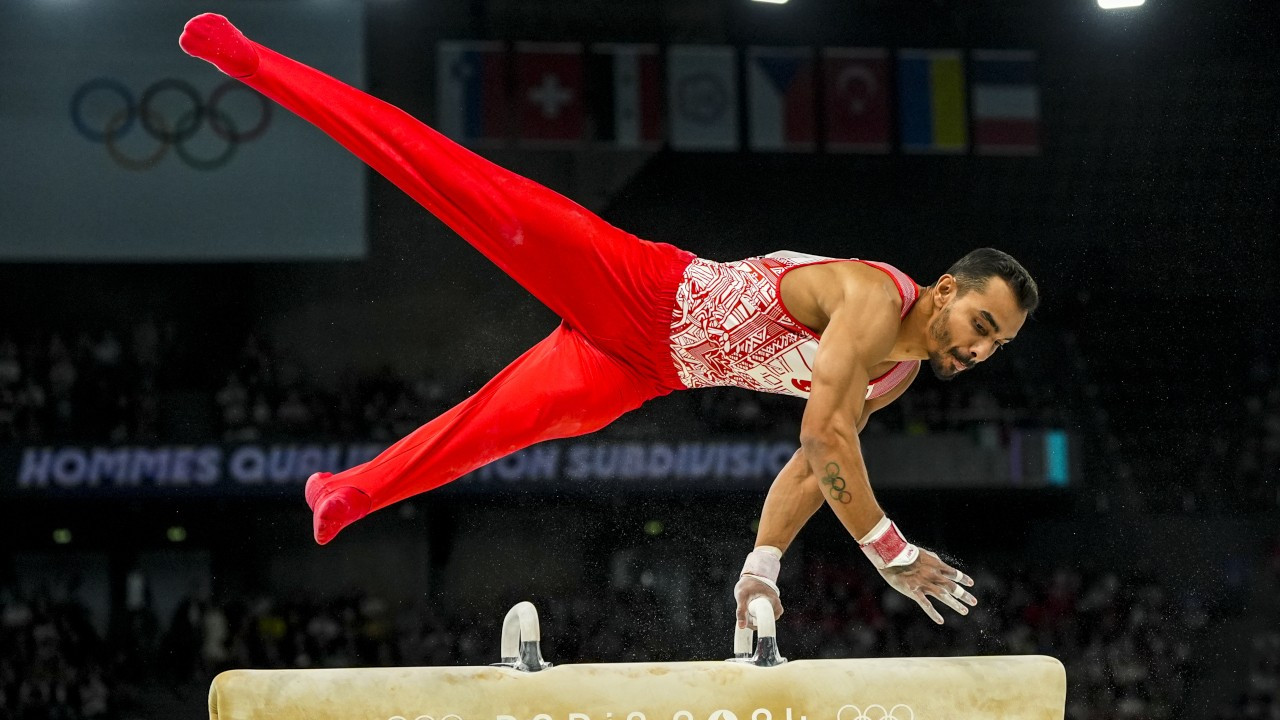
[209,598,1066,720]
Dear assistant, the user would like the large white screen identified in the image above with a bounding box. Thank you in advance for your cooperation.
[0,0,367,261]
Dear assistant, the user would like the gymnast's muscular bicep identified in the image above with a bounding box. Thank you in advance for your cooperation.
[800,289,902,445]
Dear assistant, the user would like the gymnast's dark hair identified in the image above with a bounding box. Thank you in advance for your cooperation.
[946,248,1039,314]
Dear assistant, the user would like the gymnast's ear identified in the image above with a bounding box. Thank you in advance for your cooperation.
[932,274,957,308]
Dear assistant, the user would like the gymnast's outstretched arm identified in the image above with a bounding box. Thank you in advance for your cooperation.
[733,448,821,628]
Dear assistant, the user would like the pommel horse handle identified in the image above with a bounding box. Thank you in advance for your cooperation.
[729,596,786,667]
[492,601,553,672]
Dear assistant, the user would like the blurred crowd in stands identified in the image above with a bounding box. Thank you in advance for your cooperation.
[4,320,1279,514]
[0,320,1268,720]
[215,334,453,444]
[0,588,110,720]
[0,323,170,445]
[1212,536,1280,720]
[2,540,1257,720]
[0,322,1076,447]
[1218,632,1280,720]
[1104,350,1280,514]
[790,565,1210,720]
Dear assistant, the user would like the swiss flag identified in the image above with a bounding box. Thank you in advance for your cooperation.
[822,48,891,153]
[515,43,585,146]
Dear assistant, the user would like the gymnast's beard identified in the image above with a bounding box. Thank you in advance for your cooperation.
[926,307,961,382]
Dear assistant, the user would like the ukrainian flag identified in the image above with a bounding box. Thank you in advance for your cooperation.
[897,50,968,153]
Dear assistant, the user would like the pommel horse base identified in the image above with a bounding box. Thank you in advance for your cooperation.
[209,600,1066,720]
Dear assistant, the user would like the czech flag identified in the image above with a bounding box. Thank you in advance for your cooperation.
[897,49,968,154]
[746,47,816,152]
[971,50,1041,155]
[436,41,508,146]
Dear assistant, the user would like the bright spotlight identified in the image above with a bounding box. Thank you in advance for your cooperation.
[751,0,789,4]
[1098,0,1145,8]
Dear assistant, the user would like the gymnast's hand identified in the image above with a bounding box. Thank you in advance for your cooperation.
[877,549,977,625]
[734,574,784,630]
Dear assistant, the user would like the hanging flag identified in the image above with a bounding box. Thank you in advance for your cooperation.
[971,50,1040,155]
[667,45,739,152]
[436,41,508,146]
[515,42,585,147]
[589,44,663,149]
[746,47,815,152]
[897,49,968,154]
[822,48,891,154]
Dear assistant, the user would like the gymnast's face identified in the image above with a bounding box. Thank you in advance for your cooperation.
[925,275,1026,381]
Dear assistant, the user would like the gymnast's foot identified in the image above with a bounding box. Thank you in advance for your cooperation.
[179,13,260,78]
[305,472,372,545]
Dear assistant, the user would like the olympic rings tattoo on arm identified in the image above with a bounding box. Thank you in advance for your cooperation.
[821,462,852,504]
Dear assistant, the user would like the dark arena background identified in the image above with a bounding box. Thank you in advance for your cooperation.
[0,0,1277,718]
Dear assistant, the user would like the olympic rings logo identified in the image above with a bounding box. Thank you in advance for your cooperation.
[836,705,914,720]
[70,77,272,171]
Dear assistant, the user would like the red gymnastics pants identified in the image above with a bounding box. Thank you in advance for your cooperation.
[180,15,695,543]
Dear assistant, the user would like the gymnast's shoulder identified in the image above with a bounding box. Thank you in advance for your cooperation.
[781,260,903,332]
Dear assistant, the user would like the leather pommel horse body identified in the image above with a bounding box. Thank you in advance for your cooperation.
[209,600,1066,720]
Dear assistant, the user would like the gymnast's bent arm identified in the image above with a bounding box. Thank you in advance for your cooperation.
[735,306,924,628]
[799,291,975,624]
[749,364,920,561]
[797,303,894,540]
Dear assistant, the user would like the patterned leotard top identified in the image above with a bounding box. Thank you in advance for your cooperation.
[667,251,920,400]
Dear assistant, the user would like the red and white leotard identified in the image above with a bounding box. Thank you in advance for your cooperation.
[668,251,920,400]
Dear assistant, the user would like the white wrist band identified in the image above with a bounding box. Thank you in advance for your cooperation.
[858,516,919,569]
[738,574,780,595]
[755,545,782,560]
[741,547,781,583]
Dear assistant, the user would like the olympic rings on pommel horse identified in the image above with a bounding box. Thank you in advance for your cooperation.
[208,598,1067,720]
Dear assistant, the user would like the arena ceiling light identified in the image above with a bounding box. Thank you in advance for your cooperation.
[751,0,790,4]
[1097,0,1145,8]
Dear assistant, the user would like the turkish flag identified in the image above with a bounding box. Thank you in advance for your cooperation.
[822,48,891,153]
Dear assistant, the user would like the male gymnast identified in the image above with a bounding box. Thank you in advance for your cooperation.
[179,14,1038,628]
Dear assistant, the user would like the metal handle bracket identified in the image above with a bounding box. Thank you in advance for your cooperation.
[491,601,553,672]
[727,596,787,667]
